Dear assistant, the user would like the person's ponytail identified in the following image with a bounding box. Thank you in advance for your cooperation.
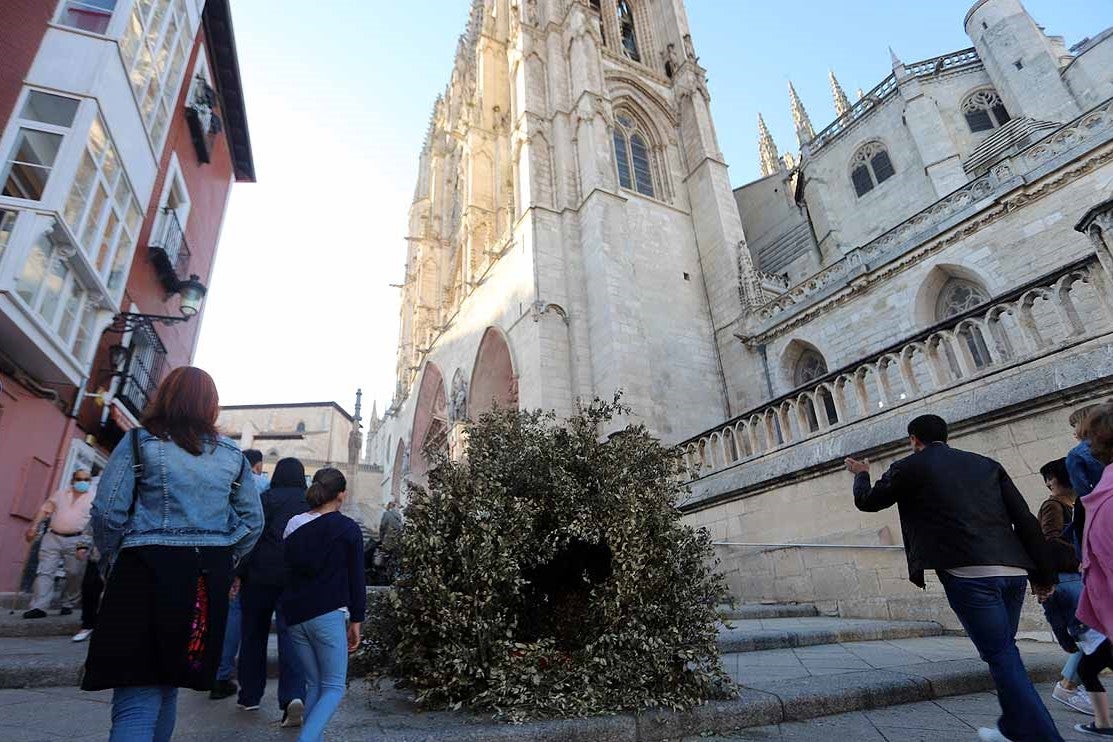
[306,467,347,508]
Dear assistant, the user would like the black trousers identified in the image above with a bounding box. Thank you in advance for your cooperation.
[81,558,103,630]
[1078,640,1113,693]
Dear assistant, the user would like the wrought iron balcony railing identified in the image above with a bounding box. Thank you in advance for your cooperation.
[116,318,167,419]
[148,207,191,294]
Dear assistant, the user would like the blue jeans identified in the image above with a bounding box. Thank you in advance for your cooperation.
[289,611,348,742]
[941,573,1064,742]
[237,582,306,709]
[1042,572,1084,685]
[217,592,241,681]
[110,686,178,742]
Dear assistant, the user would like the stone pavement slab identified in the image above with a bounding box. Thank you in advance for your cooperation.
[716,604,818,621]
[0,610,81,638]
[681,687,1099,741]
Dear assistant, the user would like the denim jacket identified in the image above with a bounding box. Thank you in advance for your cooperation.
[91,429,263,564]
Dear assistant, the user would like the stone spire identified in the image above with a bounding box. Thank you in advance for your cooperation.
[757,113,781,177]
[788,81,814,145]
[829,70,851,118]
[889,46,908,81]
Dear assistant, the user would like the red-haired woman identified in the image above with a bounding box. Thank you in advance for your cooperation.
[82,367,263,742]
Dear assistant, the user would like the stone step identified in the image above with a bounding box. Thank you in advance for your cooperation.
[716,602,819,620]
[717,616,943,653]
[0,611,81,639]
[0,635,280,689]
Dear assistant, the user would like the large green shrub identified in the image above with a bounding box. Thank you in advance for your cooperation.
[364,397,731,720]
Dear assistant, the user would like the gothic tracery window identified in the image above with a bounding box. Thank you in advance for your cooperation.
[962,89,1011,133]
[936,278,992,370]
[794,349,828,386]
[613,111,656,198]
[850,141,895,197]
[617,0,640,62]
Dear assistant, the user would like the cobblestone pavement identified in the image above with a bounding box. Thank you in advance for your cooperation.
[685,687,1098,741]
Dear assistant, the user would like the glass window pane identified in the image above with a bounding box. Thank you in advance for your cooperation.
[16,234,51,305]
[20,92,79,127]
[120,10,143,65]
[88,117,109,163]
[613,131,632,190]
[0,209,15,264]
[147,0,169,47]
[57,281,84,342]
[81,182,109,250]
[108,229,134,292]
[871,150,895,183]
[992,103,1011,126]
[101,144,120,187]
[96,210,120,271]
[71,299,99,361]
[965,109,994,133]
[38,255,70,325]
[3,129,62,199]
[60,0,116,34]
[11,129,63,167]
[64,152,98,228]
[851,165,874,196]
[125,198,143,235]
[131,45,155,98]
[630,133,654,197]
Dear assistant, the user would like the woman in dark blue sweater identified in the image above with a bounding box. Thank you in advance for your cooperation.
[281,468,366,742]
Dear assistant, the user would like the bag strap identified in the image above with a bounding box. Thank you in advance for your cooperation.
[128,429,144,518]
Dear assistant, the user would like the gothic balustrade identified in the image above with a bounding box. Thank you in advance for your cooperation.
[682,255,1113,480]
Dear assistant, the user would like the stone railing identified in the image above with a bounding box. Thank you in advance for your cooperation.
[758,96,1113,325]
[809,48,980,153]
[682,256,1112,480]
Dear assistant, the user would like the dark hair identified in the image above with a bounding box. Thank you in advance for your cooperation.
[908,414,948,444]
[142,366,220,456]
[1070,404,1101,431]
[1039,458,1070,489]
[270,457,306,489]
[1084,403,1113,466]
[243,449,263,467]
[306,467,346,508]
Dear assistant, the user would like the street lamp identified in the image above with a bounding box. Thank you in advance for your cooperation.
[107,274,208,333]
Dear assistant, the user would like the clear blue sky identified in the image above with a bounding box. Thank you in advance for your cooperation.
[194,0,1110,415]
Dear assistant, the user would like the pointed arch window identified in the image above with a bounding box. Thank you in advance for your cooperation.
[589,0,605,46]
[850,141,895,197]
[962,89,1010,133]
[613,112,656,198]
[617,0,641,62]
[936,277,992,370]
[794,349,828,386]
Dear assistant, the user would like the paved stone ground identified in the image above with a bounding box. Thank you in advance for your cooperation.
[684,688,1099,741]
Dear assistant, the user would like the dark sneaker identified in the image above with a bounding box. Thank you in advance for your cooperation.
[1076,723,1113,737]
[59,607,73,616]
[281,699,304,728]
[209,679,238,700]
[22,609,47,619]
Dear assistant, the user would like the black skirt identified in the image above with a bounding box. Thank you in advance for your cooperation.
[82,545,233,691]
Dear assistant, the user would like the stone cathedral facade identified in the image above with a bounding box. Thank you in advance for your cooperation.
[367,0,1113,626]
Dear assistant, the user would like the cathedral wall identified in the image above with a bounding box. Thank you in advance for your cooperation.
[1063,33,1113,111]
[803,97,936,253]
[753,152,1112,398]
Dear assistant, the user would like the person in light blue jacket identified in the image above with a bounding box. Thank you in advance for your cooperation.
[81,366,263,742]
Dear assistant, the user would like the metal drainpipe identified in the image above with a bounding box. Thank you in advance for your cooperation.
[757,343,775,399]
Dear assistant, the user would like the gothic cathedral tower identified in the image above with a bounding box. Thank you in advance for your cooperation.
[387,0,764,486]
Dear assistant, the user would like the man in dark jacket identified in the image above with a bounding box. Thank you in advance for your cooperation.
[235,458,310,727]
[845,414,1061,742]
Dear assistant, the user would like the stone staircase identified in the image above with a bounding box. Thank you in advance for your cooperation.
[0,601,1070,741]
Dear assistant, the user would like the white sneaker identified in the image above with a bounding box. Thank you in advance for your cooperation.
[977,727,1014,742]
[281,698,304,728]
[1053,681,1096,715]
[71,628,93,642]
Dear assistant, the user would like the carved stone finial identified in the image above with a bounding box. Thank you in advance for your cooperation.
[829,70,851,117]
[757,113,781,177]
[889,46,903,69]
[782,151,797,170]
[788,81,814,146]
[857,88,865,100]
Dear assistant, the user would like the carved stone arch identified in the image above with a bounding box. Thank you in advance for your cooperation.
[410,362,449,483]
[913,263,993,327]
[781,339,830,391]
[469,326,519,418]
[604,75,679,130]
[607,94,672,202]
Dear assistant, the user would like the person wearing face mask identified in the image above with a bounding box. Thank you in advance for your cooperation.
[22,469,96,619]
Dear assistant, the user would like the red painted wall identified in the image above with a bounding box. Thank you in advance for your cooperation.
[0,373,76,592]
[0,1,51,124]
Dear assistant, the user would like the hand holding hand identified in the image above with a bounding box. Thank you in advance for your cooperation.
[347,622,362,653]
[844,457,870,475]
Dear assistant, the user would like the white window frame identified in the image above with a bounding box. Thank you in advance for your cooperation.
[150,151,191,249]
[0,88,89,210]
[52,0,126,38]
[61,438,109,489]
[118,0,193,153]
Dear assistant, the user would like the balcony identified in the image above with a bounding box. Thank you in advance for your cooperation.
[185,77,223,165]
[115,318,167,419]
[148,208,191,294]
[680,255,1113,496]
